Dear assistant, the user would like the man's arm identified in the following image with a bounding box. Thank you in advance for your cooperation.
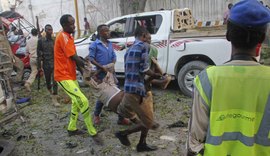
[90,59,108,72]
[111,46,117,64]
[141,44,161,79]
[187,87,209,156]
[145,69,161,79]
[70,53,85,69]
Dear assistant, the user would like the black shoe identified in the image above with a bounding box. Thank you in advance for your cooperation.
[136,143,158,152]
[67,129,86,136]
[115,132,131,146]
[92,134,104,146]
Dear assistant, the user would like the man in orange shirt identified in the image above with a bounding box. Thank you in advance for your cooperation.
[54,14,102,144]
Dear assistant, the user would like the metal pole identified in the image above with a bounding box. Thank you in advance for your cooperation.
[28,0,35,25]
[74,0,81,38]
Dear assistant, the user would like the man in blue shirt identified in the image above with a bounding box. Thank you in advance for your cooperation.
[116,26,162,152]
[89,24,130,125]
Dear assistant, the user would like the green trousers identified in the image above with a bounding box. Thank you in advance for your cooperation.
[58,80,96,136]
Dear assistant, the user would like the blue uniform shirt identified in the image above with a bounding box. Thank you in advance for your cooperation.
[124,39,150,97]
[89,39,116,79]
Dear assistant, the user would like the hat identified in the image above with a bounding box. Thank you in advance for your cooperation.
[229,0,270,27]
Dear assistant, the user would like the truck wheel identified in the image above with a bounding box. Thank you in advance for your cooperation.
[177,61,208,97]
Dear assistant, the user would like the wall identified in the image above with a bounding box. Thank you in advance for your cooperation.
[12,0,270,36]
[85,0,240,30]
[146,0,239,21]
[14,0,122,34]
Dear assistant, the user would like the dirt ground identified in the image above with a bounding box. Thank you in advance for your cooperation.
[3,46,269,156]
[0,79,192,156]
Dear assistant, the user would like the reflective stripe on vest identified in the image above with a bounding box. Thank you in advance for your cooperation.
[198,70,212,103]
[197,70,212,110]
[195,65,270,154]
[206,94,270,146]
[194,69,211,109]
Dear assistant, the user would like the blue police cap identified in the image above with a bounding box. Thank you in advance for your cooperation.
[229,0,270,27]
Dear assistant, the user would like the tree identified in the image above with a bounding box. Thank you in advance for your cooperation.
[119,0,147,15]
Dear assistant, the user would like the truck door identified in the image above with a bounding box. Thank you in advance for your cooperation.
[108,18,130,73]
[126,14,167,72]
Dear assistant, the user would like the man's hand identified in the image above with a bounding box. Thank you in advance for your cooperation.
[77,58,85,69]
[71,54,86,69]
[102,63,115,73]
[90,59,108,72]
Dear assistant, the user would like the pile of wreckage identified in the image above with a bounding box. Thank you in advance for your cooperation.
[0,19,24,156]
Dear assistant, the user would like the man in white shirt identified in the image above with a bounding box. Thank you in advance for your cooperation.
[24,28,38,91]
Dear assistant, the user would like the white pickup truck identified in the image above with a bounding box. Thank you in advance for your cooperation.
[75,8,231,97]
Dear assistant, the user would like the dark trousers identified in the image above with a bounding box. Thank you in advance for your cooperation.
[43,66,58,95]
[94,100,124,121]
[94,100,104,116]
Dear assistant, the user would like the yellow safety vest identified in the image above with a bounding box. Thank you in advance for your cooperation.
[195,65,270,156]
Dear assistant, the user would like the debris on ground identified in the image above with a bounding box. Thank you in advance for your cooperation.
[1,80,191,155]
[65,142,78,149]
[160,135,176,142]
[167,120,188,128]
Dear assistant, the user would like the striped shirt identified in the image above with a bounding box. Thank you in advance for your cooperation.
[124,39,150,96]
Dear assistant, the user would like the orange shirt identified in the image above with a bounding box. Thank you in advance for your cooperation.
[54,31,76,81]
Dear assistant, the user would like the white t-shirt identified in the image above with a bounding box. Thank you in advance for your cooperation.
[26,35,38,59]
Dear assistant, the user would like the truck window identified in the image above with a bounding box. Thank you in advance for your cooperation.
[108,18,126,38]
[127,15,162,36]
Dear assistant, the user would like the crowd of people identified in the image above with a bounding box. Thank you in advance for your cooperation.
[9,12,170,150]
[5,0,270,155]
[52,14,171,150]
